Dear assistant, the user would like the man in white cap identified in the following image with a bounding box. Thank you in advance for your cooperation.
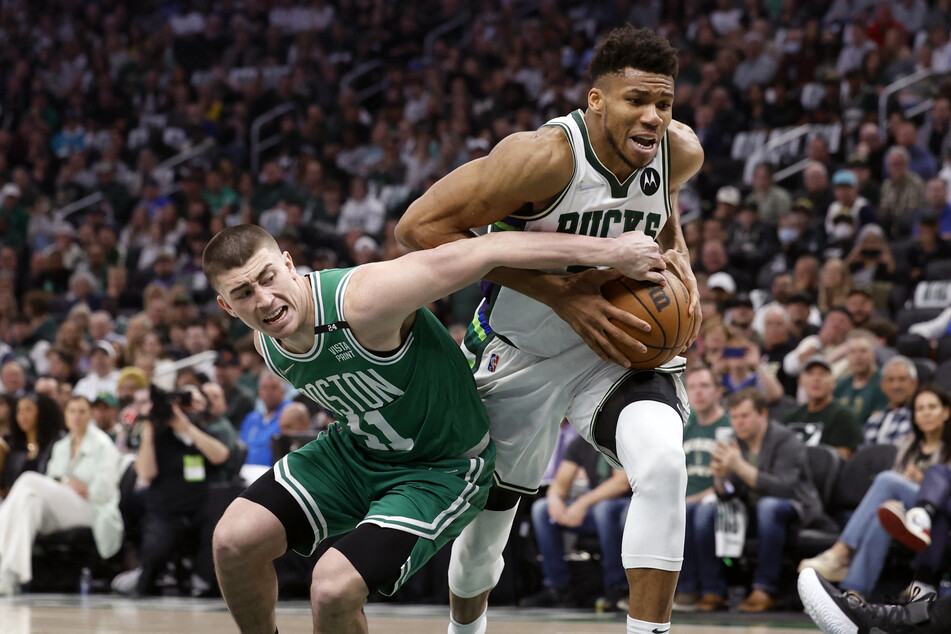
[707,271,737,306]
[714,185,741,226]
[73,341,121,402]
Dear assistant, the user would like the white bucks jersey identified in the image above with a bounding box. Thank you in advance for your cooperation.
[464,109,683,371]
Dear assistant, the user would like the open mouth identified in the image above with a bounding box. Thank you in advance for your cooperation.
[263,306,288,325]
[632,135,657,151]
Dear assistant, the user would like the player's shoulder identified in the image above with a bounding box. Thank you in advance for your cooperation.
[667,120,704,186]
[485,126,574,198]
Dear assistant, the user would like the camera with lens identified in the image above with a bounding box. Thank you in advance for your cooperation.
[149,384,193,428]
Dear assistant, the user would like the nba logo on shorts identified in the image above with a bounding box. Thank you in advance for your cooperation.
[487,353,500,372]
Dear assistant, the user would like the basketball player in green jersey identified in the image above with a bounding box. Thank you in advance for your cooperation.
[203,223,666,633]
[397,25,702,634]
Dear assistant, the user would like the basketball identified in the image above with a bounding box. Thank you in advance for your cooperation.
[602,270,695,369]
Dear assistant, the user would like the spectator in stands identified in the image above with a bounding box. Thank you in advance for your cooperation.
[799,162,835,219]
[213,347,254,430]
[675,366,732,612]
[713,388,823,612]
[783,356,863,458]
[863,356,918,446]
[523,434,630,610]
[784,306,852,380]
[0,361,27,398]
[890,120,938,181]
[721,333,785,403]
[0,184,27,253]
[0,395,122,595]
[91,392,120,442]
[844,287,876,328]
[277,401,312,434]
[238,372,289,466]
[817,258,853,313]
[73,341,120,402]
[1,393,64,496]
[845,223,896,286]
[757,303,798,397]
[835,330,889,424]
[726,201,778,276]
[917,98,951,162]
[879,394,951,596]
[847,153,881,206]
[792,254,821,299]
[880,146,927,238]
[713,186,741,226]
[825,169,876,236]
[249,162,297,218]
[798,385,951,597]
[129,384,231,596]
[745,162,792,226]
[914,178,951,239]
[908,212,951,284]
[724,294,758,343]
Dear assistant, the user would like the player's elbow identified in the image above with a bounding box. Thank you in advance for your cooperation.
[393,217,424,250]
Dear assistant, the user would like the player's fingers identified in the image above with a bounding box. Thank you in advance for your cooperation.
[645,271,667,286]
[602,304,650,332]
[602,321,648,355]
[590,329,635,367]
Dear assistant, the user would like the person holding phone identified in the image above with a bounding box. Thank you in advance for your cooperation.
[845,224,896,287]
[720,335,785,404]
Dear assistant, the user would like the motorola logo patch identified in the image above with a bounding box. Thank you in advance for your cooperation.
[640,167,661,196]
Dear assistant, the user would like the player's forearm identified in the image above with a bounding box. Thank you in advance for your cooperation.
[657,190,687,254]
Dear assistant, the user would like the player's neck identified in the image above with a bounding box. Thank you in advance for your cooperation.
[582,109,637,183]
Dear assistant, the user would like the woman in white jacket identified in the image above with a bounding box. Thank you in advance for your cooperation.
[0,395,123,594]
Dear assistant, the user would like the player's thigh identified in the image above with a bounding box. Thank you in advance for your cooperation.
[359,451,494,595]
[472,336,581,493]
[569,367,688,469]
[270,428,377,557]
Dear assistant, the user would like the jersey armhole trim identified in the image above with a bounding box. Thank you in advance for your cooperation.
[336,267,416,365]
[506,122,576,221]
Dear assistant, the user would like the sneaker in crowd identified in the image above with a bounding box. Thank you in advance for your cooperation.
[672,591,699,611]
[798,548,850,582]
[519,585,574,608]
[879,501,932,552]
[111,567,142,596]
[696,594,728,612]
[798,567,949,633]
[900,581,937,602]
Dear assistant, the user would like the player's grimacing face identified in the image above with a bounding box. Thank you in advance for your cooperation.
[596,69,674,170]
[216,248,302,339]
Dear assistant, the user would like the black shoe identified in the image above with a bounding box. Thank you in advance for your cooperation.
[798,568,936,633]
[520,586,573,608]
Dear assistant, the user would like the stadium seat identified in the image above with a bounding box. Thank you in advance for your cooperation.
[896,333,931,359]
[896,307,945,334]
[829,444,898,514]
[924,259,951,281]
[911,357,937,383]
[806,445,843,511]
[935,360,951,392]
[937,335,951,364]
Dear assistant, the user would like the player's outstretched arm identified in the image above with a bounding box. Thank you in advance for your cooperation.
[343,230,666,353]
[658,120,704,346]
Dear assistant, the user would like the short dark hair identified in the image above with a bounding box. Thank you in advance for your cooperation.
[588,25,678,84]
[726,387,768,414]
[202,224,281,292]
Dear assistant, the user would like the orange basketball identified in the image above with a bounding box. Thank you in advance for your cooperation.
[601,270,696,369]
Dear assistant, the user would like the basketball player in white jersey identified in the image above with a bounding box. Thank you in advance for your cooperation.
[396,25,702,634]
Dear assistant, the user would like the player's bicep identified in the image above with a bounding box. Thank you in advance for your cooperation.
[396,130,571,248]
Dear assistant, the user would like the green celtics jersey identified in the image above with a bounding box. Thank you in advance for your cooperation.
[257,268,491,463]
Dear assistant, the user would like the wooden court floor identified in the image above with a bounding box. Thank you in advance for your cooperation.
[0,595,820,633]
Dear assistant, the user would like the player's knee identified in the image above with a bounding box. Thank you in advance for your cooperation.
[213,502,281,568]
[632,444,686,495]
[311,561,366,614]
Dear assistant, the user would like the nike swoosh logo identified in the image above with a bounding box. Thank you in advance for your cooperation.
[283,363,296,373]
[652,629,670,634]
[578,182,604,190]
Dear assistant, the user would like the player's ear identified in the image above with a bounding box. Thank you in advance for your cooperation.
[588,86,604,114]
[217,295,237,318]
[282,251,296,274]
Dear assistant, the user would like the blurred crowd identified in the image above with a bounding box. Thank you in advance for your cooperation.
[1,0,951,608]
